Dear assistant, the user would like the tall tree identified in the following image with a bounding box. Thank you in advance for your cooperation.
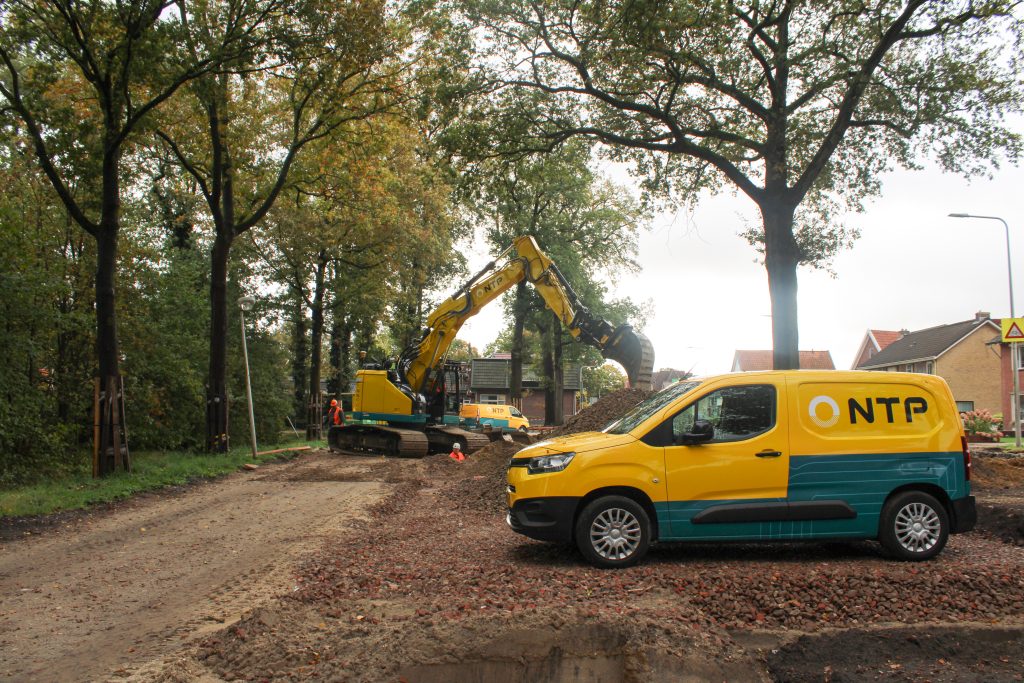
[472,141,643,405]
[465,0,1023,369]
[157,0,403,449]
[0,0,247,473]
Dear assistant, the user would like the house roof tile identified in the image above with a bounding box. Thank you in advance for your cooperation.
[858,317,999,368]
[870,330,901,350]
[733,350,835,371]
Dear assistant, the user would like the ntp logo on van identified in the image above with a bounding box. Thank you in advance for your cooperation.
[808,395,928,428]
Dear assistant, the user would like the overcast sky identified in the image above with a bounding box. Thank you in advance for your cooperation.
[457,133,1024,378]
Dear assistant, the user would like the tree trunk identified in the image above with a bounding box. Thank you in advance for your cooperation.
[510,281,527,406]
[307,255,327,439]
[552,315,564,425]
[290,281,307,426]
[760,199,801,370]
[206,233,232,451]
[542,312,557,425]
[94,146,129,474]
[330,316,353,398]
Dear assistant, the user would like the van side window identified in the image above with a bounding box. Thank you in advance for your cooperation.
[672,385,776,443]
[510,407,523,417]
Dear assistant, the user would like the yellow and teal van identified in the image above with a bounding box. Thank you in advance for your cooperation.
[461,403,531,432]
[506,371,976,568]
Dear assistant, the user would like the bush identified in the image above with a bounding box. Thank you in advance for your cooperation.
[0,393,81,487]
[961,409,1002,439]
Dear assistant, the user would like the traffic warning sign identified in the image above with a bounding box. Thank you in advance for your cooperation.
[1002,318,1024,342]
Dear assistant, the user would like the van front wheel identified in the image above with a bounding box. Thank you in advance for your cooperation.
[879,491,949,561]
[575,496,650,568]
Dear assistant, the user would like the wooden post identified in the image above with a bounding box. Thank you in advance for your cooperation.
[306,395,323,440]
[93,375,131,477]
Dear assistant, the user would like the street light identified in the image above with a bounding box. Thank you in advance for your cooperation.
[238,295,258,459]
[948,213,1020,447]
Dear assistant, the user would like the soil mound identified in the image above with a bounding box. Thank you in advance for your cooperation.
[547,387,651,437]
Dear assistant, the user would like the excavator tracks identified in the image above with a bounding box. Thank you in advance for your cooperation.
[327,424,491,458]
[328,425,430,458]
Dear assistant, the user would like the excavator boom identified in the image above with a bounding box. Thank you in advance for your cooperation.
[400,235,654,391]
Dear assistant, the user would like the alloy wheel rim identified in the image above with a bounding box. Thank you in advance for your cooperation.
[894,501,941,553]
[590,507,642,560]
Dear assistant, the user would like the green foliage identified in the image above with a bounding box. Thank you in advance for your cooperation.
[0,441,313,516]
[582,363,626,403]
[462,0,1024,365]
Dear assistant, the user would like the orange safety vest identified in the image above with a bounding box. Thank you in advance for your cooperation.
[449,450,465,462]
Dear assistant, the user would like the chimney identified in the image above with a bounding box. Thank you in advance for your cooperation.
[975,311,990,322]
[899,329,910,338]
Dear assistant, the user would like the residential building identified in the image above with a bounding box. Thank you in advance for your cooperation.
[731,350,835,372]
[651,368,692,391]
[850,329,901,369]
[856,312,1001,416]
[467,357,581,425]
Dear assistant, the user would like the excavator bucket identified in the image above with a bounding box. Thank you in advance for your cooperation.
[601,325,655,390]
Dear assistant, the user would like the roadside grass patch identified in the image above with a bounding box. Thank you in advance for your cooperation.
[0,438,322,518]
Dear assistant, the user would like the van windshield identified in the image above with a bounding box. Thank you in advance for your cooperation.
[604,381,702,434]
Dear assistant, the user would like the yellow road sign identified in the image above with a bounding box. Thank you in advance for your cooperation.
[1002,318,1024,342]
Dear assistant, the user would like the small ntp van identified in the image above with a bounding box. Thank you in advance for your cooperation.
[461,403,530,432]
[506,371,976,568]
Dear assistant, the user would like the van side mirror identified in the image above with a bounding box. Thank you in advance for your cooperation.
[679,419,714,445]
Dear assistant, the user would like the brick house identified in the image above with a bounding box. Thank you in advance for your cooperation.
[731,350,835,372]
[855,312,1001,416]
[467,356,581,425]
[850,329,901,369]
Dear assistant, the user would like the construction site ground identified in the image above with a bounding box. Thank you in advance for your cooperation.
[1,391,1023,682]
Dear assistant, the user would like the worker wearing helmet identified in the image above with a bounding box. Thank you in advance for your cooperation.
[327,398,344,427]
[449,442,465,462]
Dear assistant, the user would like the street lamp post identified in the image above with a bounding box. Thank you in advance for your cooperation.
[948,213,1020,447]
[238,295,258,459]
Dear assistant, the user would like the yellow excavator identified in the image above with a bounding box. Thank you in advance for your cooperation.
[328,235,655,457]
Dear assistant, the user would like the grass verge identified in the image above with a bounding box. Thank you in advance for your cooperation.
[0,438,325,518]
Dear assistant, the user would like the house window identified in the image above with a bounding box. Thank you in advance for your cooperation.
[903,364,915,373]
[956,401,974,413]
[478,394,502,405]
[1017,345,1024,370]
[924,361,934,374]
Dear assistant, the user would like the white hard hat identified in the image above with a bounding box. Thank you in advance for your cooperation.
[453,442,462,450]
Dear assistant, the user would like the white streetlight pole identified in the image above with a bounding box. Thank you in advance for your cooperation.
[238,295,258,459]
[948,213,1020,447]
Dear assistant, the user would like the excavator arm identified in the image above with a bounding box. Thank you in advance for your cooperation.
[398,236,654,393]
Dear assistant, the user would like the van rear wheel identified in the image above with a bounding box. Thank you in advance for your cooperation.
[575,496,650,568]
[879,491,949,561]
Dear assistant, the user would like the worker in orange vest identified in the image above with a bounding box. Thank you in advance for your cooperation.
[449,442,465,462]
[327,398,344,427]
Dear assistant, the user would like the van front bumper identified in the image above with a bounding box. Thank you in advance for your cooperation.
[507,497,579,543]
[951,495,976,534]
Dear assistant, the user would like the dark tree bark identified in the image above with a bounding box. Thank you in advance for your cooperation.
[306,253,328,439]
[509,281,527,406]
[290,280,308,425]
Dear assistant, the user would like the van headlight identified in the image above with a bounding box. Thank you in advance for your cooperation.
[527,452,575,474]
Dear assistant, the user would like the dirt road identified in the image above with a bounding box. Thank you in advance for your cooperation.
[0,452,387,682]
[2,439,1023,683]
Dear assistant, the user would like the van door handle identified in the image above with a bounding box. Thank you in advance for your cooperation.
[756,449,782,458]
